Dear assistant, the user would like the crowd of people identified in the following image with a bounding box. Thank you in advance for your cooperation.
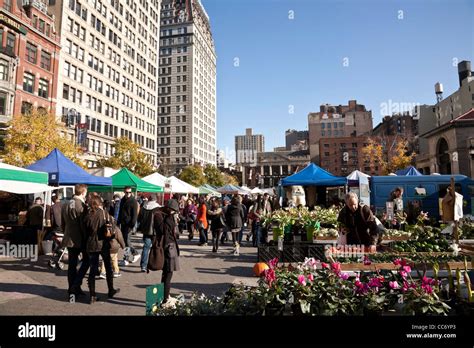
[35,184,278,306]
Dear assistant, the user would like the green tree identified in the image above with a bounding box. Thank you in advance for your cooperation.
[2,109,84,167]
[97,137,155,177]
[178,164,206,187]
[203,164,225,187]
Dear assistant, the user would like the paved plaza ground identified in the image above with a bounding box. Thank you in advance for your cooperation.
[0,231,259,315]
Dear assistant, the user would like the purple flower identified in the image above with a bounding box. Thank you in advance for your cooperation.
[298,274,307,286]
[363,255,372,265]
[389,281,400,289]
[339,272,349,280]
[368,277,383,288]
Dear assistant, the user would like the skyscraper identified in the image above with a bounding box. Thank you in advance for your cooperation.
[235,128,265,165]
[158,0,217,175]
[49,0,161,167]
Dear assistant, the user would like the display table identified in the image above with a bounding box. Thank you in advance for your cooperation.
[258,242,326,262]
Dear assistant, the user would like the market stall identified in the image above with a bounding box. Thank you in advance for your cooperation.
[88,168,163,193]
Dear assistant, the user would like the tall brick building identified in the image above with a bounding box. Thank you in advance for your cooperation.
[308,100,373,175]
[0,0,60,150]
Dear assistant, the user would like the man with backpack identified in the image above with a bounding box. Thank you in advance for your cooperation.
[138,194,161,272]
[118,187,139,265]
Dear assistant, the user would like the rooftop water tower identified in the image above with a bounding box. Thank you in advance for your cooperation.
[435,82,444,103]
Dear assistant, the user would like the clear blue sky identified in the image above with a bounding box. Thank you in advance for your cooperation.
[201,0,474,161]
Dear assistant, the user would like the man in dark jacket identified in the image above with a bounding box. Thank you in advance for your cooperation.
[61,184,89,298]
[118,186,139,265]
[25,197,44,231]
[51,194,62,233]
[337,192,378,248]
[138,194,161,272]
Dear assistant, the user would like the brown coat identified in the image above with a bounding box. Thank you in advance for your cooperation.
[153,208,180,272]
[84,208,106,253]
[337,204,379,246]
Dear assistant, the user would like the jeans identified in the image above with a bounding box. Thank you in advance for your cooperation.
[199,226,208,244]
[121,225,137,256]
[67,247,90,292]
[252,221,261,247]
[140,236,153,270]
[186,221,194,239]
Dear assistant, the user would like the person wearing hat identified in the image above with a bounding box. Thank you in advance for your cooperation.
[153,198,180,306]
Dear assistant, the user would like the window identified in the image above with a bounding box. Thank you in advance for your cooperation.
[3,0,12,11]
[0,92,7,115]
[6,32,15,53]
[0,60,8,81]
[26,42,37,64]
[39,19,45,33]
[40,51,51,70]
[38,79,49,98]
[21,101,32,115]
[23,72,35,93]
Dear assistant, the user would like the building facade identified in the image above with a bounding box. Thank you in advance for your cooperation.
[241,149,310,188]
[318,136,380,176]
[308,100,373,164]
[49,0,161,167]
[417,60,474,175]
[0,0,60,149]
[285,129,308,150]
[235,128,264,165]
[158,0,217,174]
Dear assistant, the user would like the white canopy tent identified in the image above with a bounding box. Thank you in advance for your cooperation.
[240,186,253,194]
[347,170,371,181]
[168,176,199,194]
[142,172,167,187]
[250,187,264,194]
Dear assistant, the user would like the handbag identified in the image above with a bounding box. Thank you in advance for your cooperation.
[147,235,164,272]
[102,210,115,239]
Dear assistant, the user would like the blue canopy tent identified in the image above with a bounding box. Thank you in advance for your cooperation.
[27,148,112,186]
[395,166,423,176]
[281,163,346,186]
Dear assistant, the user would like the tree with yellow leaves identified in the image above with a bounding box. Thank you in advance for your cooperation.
[2,109,84,167]
[97,137,155,177]
[362,137,415,175]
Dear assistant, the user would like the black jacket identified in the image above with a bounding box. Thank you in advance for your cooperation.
[118,196,138,227]
[225,203,245,229]
[337,204,379,246]
[153,207,180,272]
[138,201,160,236]
[84,208,106,253]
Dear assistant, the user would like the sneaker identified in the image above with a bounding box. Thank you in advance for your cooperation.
[141,268,147,273]
[113,272,122,278]
[132,254,141,263]
[99,273,106,279]
[203,242,208,246]
[119,260,129,266]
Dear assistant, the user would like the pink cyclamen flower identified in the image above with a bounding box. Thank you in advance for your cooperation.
[321,262,329,269]
[393,258,402,266]
[368,277,383,288]
[308,273,314,282]
[422,284,433,294]
[339,272,349,280]
[264,268,276,286]
[363,255,372,265]
[389,281,400,289]
[399,270,408,279]
[402,265,411,273]
[422,276,436,286]
[298,275,307,286]
[268,257,279,269]
[331,262,341,274]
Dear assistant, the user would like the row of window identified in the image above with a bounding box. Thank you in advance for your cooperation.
[23,72,49,99]
[321,130,345,136]
[321,122,345,129]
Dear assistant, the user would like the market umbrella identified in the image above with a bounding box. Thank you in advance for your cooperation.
[0,162,54,194]
[89,168,163,192]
